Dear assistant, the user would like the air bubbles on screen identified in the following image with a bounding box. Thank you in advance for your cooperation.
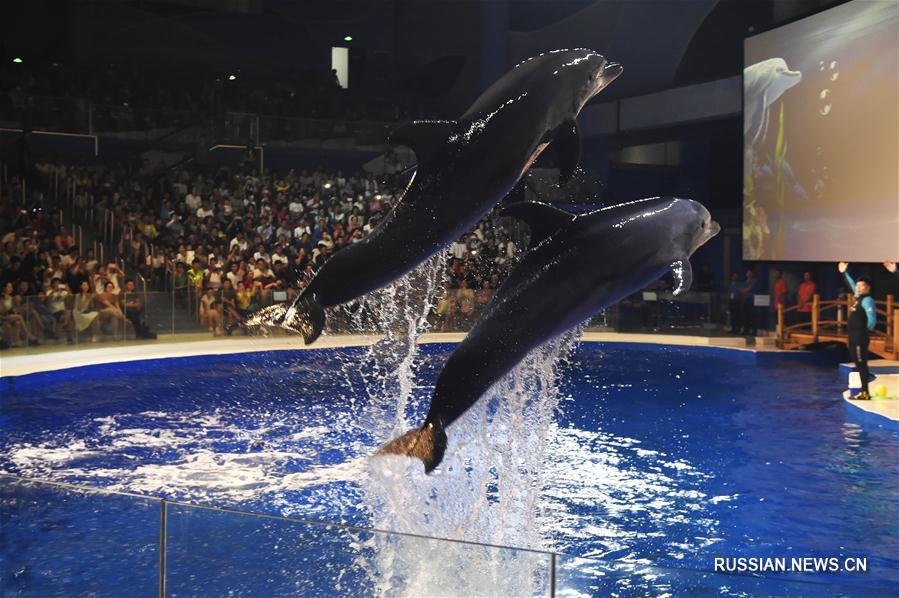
[818,89,832,116]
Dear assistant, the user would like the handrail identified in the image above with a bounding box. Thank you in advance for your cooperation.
[777,293,896,357]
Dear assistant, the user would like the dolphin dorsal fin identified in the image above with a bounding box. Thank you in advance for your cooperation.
[500,201,575,248]
[388,120,456,164]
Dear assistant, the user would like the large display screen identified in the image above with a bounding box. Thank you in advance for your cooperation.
[743,0,898,261]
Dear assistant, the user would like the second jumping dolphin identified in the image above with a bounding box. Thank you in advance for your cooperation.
[377,197,720,472]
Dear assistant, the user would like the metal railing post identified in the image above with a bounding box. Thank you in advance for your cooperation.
[812,294,819,342]
[894,309,899,358]
[776,304,784,348]
[886,295,894,350]
[550,552,556,597]
[171,277,176,335]
[159,499,167,598]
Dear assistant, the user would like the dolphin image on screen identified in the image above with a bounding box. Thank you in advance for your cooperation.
[248,49,623,344]
[744,57,802,146]
[377,197,720,472]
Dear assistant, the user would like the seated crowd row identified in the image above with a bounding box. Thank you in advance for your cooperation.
[0,162,522,345]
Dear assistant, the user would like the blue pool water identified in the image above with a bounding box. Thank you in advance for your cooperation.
[1,342,897,595]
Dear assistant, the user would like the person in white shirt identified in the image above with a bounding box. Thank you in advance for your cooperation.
[196,200,214,219]
[289,197,304,215]
[206,261,224,290]
[253,259,274,280]
[227,262,244,288]
[252,244,270,264]
[185,187,202,212]
[271,246,289,265]
[230,233,248,252]
[451,237,467,260]
[294,221,312,239]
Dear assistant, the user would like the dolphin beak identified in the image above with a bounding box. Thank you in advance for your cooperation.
[603,62,623,82]
[590,62,623,98]
[708,220,721,239]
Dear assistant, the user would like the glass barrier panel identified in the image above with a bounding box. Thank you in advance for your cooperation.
[0,475,160,597]
[89,103,199,139]
[0,92,90,133]
[164,502,552,596]
[257,114,391,146]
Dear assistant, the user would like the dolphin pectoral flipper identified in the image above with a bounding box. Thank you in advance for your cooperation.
[552,118,581,186]
[388,120,457,164]
[670,259,693,296]
[500,201,575,248]
[375,420,448,473]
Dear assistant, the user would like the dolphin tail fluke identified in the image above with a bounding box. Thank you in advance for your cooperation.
[375,421,447,474]
[282,296,326,345]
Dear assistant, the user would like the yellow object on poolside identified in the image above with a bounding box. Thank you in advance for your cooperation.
[874,384,888,398]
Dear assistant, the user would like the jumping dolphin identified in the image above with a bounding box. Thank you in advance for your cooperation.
[744,58,802,146]
[250,50,623,343]
[377,197,720,472]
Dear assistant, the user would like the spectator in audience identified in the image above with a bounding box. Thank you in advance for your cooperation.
[797,271,816,322]
[206,261,224,290]
[772,268,788,313]
[122,279,153,339]
[221,279,244,334]
[433,281,456,331]
[14,280,45,340]
[236,281,255,319]
[199,287,223,336]
[97,281,127,337]
[739,269,758,336]
[74,281,101,342]
[476,279,492,311]
[0,282,37,346]
[47,278,74,343]
[456,279,476,327]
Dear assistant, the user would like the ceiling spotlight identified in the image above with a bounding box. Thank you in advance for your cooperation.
[12,57,23,64]
[228,74,237,81]
[343,35,353,42]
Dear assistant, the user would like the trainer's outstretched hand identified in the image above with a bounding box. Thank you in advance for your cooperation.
[884,261,897,274]
[838,261,849,273]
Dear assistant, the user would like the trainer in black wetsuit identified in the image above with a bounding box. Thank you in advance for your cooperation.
[842,264,876,399]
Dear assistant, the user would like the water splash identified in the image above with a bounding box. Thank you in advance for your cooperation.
[357,325,581,595]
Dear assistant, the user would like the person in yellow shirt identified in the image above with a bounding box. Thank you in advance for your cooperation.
[187,259,205,290]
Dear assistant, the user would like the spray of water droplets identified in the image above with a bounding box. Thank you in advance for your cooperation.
[320,250,582,595]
